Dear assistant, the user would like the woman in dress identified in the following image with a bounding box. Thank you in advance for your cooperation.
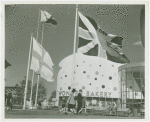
[66,89,76,114]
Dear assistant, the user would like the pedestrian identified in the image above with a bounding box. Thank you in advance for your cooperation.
[66,88,76,114]
[78,97,86,114]
[6,93,13,111]
[5,93,8,110]
[77,89,83,114]
[128,108,132,117]
[59,96,66,112]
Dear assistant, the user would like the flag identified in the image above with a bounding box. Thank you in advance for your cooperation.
[85,16,130,64]
[41,10,57,25]
[77,11,107,58]
[5,60,11,69]
[97,27,130,63]
[30,37,54,82]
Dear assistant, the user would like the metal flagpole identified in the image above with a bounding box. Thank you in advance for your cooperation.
[41,24,44,45]
[96,21,101,57]
[29,71,34,107]
[23,34,33,109]
[35,23,45,107]
[35,75,40,106]
[72,4,78,89]
[97,43,101,57]
[36,10,41,41]
[34,10,41,107]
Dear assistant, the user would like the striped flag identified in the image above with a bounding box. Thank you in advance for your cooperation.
[80,15,130,64]
[77,11,107,58]
[30,37,54,82]
[41,10,57,25]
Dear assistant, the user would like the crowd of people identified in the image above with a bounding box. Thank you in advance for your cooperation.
[5,89,144,117]
[59,89,129,116]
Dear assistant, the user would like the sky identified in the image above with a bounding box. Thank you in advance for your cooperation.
[5,4,144,99]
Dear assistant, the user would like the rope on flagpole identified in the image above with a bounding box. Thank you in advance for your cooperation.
[23,34,33,109]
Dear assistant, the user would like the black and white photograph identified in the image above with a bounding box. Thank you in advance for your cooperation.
[1,1,148,120]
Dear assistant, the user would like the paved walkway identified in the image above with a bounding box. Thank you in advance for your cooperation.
[5,109,143,119]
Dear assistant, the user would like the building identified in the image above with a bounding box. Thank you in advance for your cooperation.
[118,62,145,110]
[56,54,145,111]
[56,53,122,107]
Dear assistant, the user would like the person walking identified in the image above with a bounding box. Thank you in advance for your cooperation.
[5,93,8,110]
[6,93,13,111]
[77,89,83,114]
[66,89,76,114]
[59,96,66,113]
[78,97,86,114]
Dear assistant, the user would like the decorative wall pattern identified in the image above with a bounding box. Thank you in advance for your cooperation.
[57,53,122,98]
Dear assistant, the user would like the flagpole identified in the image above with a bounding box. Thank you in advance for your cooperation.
[34,23,45,107]
[23,34,33,109]
[98,43,100,57]
[97,22,101,57]
[35,75,40,106]
[34,10,41,107]
[72,4,78,88]
[41,23,44,45]
[36,10,41,40]
[29,71,34,107]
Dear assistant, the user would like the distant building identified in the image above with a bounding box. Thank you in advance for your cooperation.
[5,86,18,97]
[5,86,21,105]
[118,62,145,109]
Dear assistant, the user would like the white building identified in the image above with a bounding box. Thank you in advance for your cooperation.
[56,53,122,106]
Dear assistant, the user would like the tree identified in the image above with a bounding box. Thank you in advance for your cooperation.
[48,90,56,102]
[15,77,31,105]
[15,77,47,105]
[32,82,47,104]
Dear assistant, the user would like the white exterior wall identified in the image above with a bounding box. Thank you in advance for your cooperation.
[56,53,122,105]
